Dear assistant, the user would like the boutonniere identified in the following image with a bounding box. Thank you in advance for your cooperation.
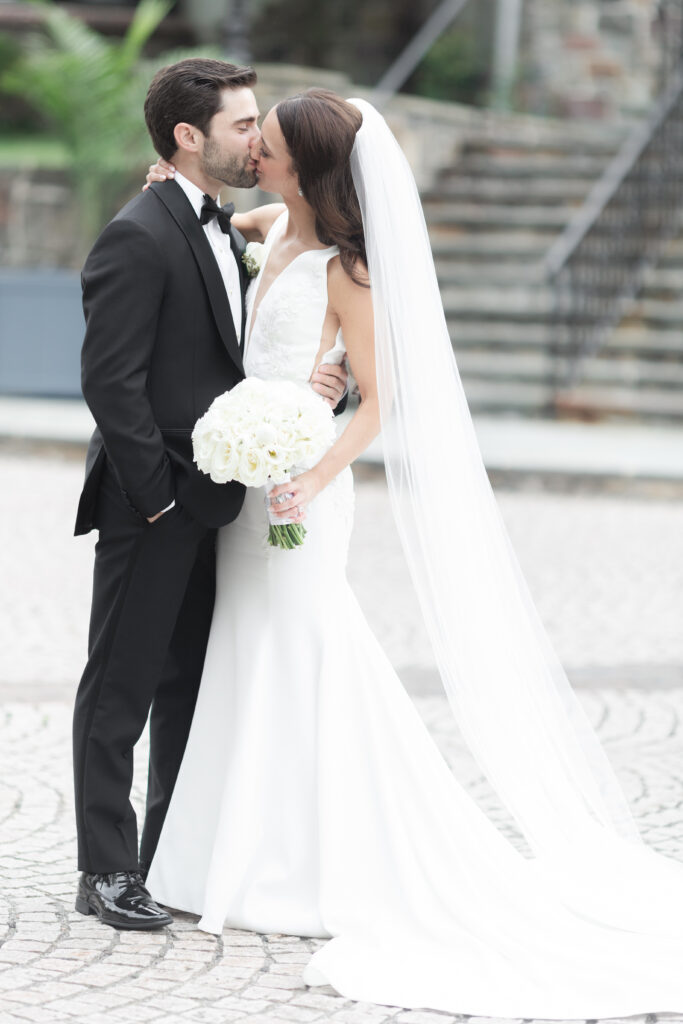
[242,241,265,278]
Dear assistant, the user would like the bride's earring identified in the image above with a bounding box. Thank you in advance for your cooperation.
[297,187,303,197]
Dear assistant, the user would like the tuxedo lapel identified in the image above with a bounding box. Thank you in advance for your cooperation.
[149,181,245,375]
[230,225,249,352]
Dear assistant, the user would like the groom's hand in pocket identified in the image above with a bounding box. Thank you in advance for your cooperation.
[147,499,175,524]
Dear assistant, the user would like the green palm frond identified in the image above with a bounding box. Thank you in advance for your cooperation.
[39,1,110,66]
[118,0,172,69]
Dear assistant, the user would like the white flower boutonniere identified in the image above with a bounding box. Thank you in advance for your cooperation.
[242,242,265,278]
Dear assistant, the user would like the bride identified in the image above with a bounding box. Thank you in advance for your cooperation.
[144,90,683,1017]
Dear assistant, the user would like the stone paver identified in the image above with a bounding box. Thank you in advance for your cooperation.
[1,447,683,1022]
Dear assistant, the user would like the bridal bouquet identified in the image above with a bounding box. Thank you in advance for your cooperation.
[192,377,335,549]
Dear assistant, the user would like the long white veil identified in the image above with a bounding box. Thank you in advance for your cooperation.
[348,97,641,862]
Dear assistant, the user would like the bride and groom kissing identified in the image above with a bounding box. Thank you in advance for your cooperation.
[73,56,683,1017]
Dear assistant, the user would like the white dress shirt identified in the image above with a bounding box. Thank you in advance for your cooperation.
[153,171,243,518]
[173,170,243,342]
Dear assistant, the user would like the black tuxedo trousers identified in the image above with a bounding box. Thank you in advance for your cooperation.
[73,462,216,871]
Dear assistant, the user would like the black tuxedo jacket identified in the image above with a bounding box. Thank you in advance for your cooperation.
[74,179,249,535]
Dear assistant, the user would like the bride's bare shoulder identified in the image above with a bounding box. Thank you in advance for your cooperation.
[232,203,286,242]
[328,254,371,310]
[328,255,373,351]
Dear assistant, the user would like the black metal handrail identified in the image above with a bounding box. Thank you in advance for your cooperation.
[544,3,683,390]
[656,0,683,92]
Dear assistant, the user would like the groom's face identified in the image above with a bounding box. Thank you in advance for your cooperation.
[199,86,260,189]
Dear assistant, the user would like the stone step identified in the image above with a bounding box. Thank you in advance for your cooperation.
[553,385,683,421]
[425,177,591,204]
[653,241,683,266]
[639,267,683,294]
[461,379,683,420]
[423,201,575,230]
[628,299,683,326]
[460,378,554,413]
[441,285,552,318]
[585,355,683,387]
[429,232,551,258]
[451,322,550,349]
[457,351,553,381]
[435,261,542,285]
[605,325,683,355]
[449,321,683,356]
[453,152,613,180]
[444,286,683,325]
[457,350,683,388]
[464,131,621,157]
[446,307,549,326]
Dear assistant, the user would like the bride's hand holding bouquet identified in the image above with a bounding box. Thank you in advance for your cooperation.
[267,466,325,526]
[192,377,335,549]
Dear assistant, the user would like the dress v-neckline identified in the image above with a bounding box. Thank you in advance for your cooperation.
[245,212,336,349]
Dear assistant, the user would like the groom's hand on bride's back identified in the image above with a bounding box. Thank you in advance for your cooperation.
[311,363,348,410]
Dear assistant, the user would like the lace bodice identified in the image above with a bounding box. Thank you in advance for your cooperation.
[243,211,346,382]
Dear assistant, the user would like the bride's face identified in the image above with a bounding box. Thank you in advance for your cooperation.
[252,107,300,198]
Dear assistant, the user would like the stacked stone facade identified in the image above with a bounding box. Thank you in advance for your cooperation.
[521,0,677,119]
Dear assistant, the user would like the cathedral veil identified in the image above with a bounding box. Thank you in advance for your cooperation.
[347,97,642,863]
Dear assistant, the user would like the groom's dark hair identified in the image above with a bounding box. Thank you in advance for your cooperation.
[145,58,257,160]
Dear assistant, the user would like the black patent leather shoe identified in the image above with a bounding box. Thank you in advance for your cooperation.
[75,871,172,930]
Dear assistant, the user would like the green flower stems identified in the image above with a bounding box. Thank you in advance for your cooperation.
[268,523,307,549]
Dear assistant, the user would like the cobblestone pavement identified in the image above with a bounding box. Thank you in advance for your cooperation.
[2,448,683,696]
[2,690,683,1024]
[1,447,683,1023]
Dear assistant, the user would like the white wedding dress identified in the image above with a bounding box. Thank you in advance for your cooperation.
[147,210,683,1018]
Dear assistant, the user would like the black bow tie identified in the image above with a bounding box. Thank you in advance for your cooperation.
[200,195,235,233]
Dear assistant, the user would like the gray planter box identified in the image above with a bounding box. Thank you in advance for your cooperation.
[0,269,83,398]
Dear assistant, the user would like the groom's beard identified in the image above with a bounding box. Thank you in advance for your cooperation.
[201,137,257,189]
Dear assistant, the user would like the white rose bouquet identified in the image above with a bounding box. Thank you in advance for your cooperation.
[192,377,335,549]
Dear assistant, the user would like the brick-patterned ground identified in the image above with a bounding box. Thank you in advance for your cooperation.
[1,446,683,1023]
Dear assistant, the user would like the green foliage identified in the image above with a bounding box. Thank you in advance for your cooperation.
[0,134,69,169]
[1,0,172,256]
[0,32,21,76]
[412,28,488,105]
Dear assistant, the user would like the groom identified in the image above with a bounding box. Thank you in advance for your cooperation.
[72,58,347,930]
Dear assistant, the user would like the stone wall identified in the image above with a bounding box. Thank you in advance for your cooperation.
[521,0,671,119]
[0,170,79,269]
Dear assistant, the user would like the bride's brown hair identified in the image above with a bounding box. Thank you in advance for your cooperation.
[275,89,368,285]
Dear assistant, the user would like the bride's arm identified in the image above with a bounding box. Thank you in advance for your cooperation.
[269,256,379,519]
[232,203,285,242]
[142,157,284,241]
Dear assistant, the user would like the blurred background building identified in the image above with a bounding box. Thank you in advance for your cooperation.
[1,0,683,435]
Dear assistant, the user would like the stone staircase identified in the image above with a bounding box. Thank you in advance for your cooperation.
[552,235,683,421]
[422,123,683,422]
